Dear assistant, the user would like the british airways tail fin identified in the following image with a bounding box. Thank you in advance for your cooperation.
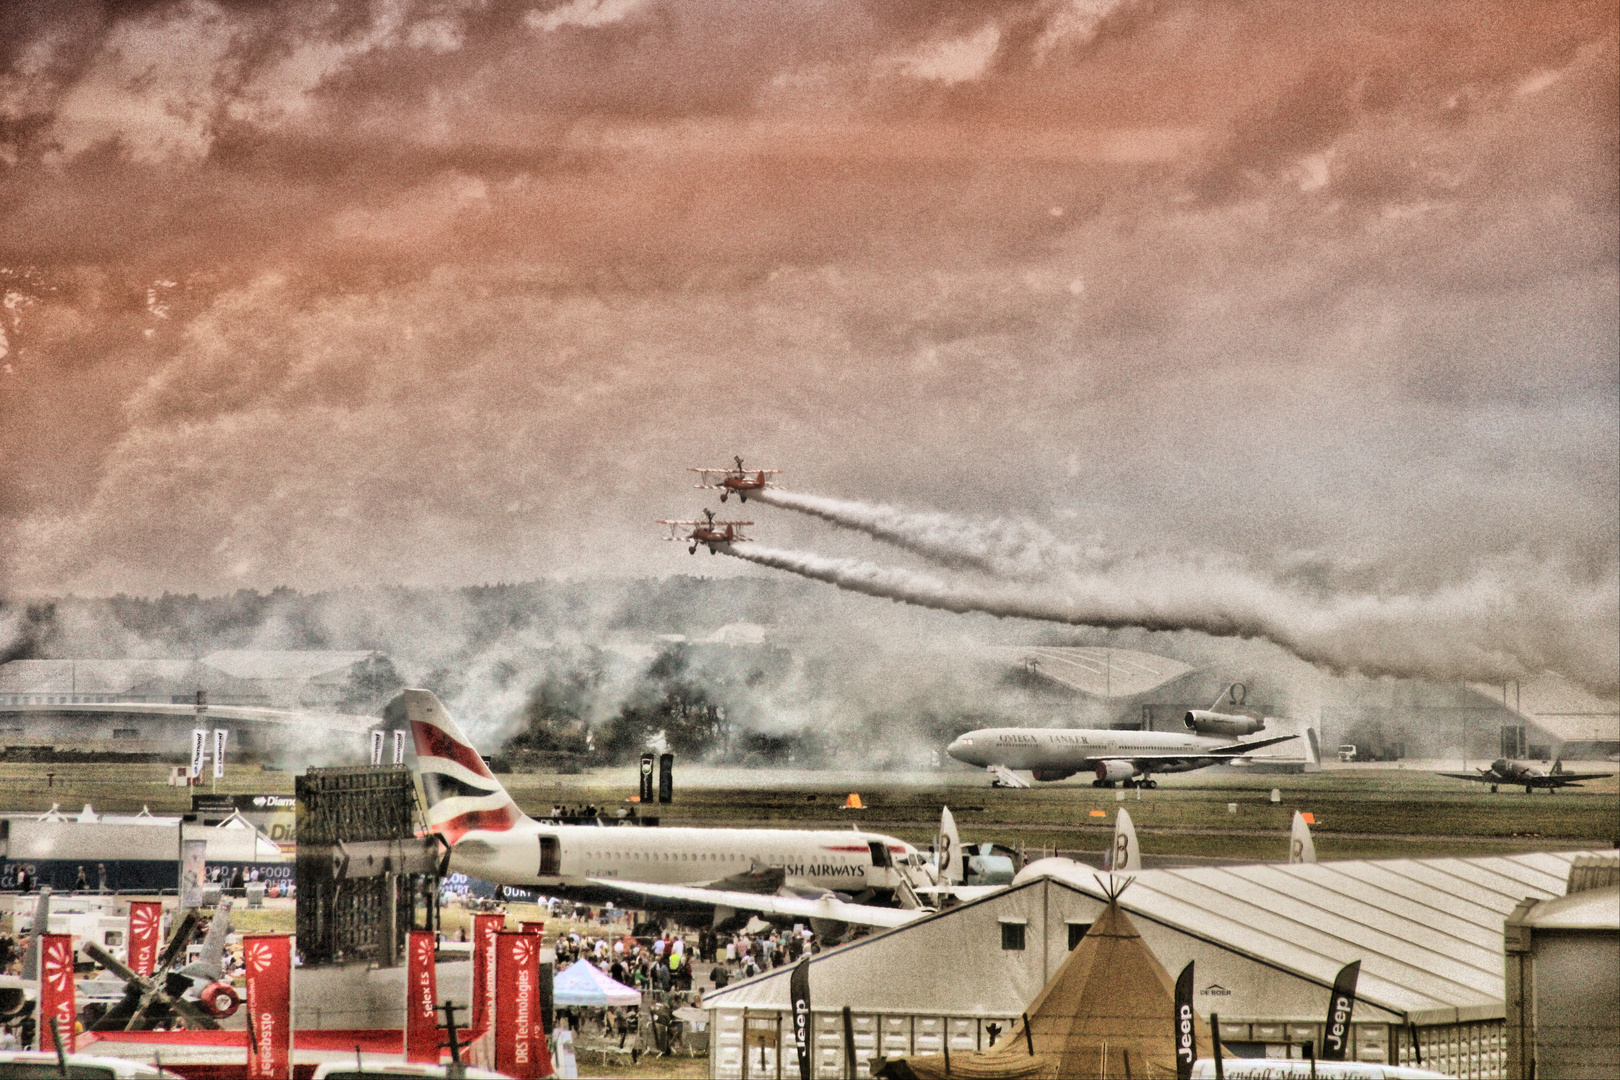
[386,689,527,844]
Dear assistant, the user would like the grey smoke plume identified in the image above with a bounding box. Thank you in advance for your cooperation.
[753,489,1098,579]
[723,544,1620,697]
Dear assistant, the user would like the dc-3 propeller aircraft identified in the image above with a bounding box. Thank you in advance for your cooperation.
[689,456,779,502]
[1439,758,1614,794]
[392,690,985,941]
[947,683,1307,789]
[657,507,754,555]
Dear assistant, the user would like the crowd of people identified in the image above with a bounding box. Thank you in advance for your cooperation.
[544,922,821,1055]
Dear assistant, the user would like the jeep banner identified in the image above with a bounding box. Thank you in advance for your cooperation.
[790,958,813,1080]
[1320,960,1362,1061]
[1174,961,1196,1080]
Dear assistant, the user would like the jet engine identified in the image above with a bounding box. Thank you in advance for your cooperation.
[1031,768,1078,782]
[1094,760,1135,784]
[1184,710,1264,737]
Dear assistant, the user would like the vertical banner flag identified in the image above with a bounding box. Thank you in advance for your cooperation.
[1320,960,1362,1061]
[520,921,546,937]
[127,901,163,976]
[180,838,208,909]
[494,931,552,1079]
[370,730,385,766]
[405,930,440,1063]
[244,934,293,1079]
[1174,961,1196,1080]
[658,752,674,804]
[393,729,406,765]
[190,729,208,778]
[39,934,76,1053]
[790,958,813,1080]
[638,754,655,802]
[471,913,505,1033]
[213,729,227,779]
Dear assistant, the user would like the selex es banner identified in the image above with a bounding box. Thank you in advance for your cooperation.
[39,934,76,1053]
[1320,960,1362,1061]
[127,901,163,977]
[405,930,440,1063]
[494,931,552,1078]
[470,913,505,1034]
[244,933,293,1079]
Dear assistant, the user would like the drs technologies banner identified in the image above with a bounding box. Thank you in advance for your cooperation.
[494,931,551,1078]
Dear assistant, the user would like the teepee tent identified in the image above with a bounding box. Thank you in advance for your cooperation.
[876,896,1211,1079]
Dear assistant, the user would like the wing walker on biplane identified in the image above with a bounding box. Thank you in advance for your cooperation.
[689,456,779,502]
[657,508,755,554]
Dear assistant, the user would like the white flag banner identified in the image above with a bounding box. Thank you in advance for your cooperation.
[189,730,208,778]
[370,730,384,766]
[213,729,227,779]
[393,729,406,765]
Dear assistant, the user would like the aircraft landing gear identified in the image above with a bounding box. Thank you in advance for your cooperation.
[1490,784,1498,793]
[1142,779,1158,789]
[1526,785,1534,794]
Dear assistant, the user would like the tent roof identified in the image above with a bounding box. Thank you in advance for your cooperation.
[554,959,641,1007]
[708,850,1600,1028]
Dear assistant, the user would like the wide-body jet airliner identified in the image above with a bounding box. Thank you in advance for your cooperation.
[946,689,1306,788]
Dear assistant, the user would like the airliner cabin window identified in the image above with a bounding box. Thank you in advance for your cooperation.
[539,836,561,876]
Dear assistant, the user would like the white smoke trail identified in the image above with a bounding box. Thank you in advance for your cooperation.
[753,488,1095,578]
[723,544,1620,697]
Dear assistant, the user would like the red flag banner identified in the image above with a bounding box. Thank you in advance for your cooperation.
[494,931,551,1079]
[39,933,76,1053]
[127,902,163,977]
[405,930,440,1063]
[470,913,505,1034]
[520,921,546,937]
[244,934,293,1079]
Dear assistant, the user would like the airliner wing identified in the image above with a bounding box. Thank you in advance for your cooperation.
[1437,771,1495,782]
[1101,733,1300,761]
[584,878,927,928]
[915,884,1003,902]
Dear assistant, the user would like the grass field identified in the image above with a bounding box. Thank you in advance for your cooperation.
[3,760,1614,863]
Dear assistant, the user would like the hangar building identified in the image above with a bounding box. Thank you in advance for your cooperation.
[0,651,394,758]
[703,849,1601,1080]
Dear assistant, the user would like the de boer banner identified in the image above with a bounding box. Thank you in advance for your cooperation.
[789,958,813,1080]
[494,931,552,1078]
[127,901,163,976]
[244,933,293,1079]
[1321,960,1362,1061]
[405,930,440,1063]
[471,913,505,1033]
[39,934,75,1053]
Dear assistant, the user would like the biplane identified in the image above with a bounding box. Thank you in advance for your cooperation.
[658,508,755,554]
[689,456,780,502]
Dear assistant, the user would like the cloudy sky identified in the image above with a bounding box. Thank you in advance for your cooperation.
[0,1,1615,686]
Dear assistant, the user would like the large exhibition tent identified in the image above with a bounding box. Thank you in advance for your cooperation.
[876,899,1211,1079]
[704,849,1602,1080]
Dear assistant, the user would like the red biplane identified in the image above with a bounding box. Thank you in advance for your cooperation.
[657,508,755,554]
[690,456,780,502]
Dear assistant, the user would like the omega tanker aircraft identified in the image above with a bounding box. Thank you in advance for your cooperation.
[394,689,941,936]
[947,685,1308,788]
